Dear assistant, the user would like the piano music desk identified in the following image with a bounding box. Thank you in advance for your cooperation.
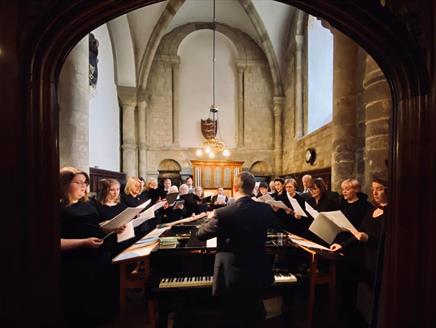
[112,239,159,315]
[293,239,337,328]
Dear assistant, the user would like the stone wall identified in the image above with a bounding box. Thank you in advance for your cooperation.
[243,62,274,150]
[282,123,333,174]
[140,24,276,177]
[146,57,173,148]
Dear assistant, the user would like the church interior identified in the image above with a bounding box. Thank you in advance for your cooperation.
[1,0,436,327]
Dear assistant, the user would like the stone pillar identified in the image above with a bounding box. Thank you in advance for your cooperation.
[331,30,359,191]
[295,34,304,138]
[170,56,180,146]
[273,97,285,175]
[118,86,138,177]
[137,91,147,178]
[363,55,391,189]
[236,60,246,147]
[58,35,90,172]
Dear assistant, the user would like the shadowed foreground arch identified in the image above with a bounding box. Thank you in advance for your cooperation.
[2,0,433,326]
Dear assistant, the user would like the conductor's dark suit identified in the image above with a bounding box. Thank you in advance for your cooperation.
[197,195,276,327]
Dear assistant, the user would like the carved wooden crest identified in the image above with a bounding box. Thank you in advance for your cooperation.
[201,118,217,140]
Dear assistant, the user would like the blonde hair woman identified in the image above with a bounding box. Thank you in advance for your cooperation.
[123,176,145,207]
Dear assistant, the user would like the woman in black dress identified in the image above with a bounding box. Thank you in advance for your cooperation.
[59,167,124,326]
[330,178,372,324]
[307,177,339,212]
[122,176,145,207]
[330,176,388,327]
[280,178,309,235]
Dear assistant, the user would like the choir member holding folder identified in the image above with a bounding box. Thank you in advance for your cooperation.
[95,178,136,256]
[327,179,372,325]
[59,167,121,326]
[123,177,146,207]
[307,178,339,212]
[330,176,388,327]
[282,178,311,235]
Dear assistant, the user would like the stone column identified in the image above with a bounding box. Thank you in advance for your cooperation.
[294,34,304,138]
[137,91,148,178]
[363,55,391,189]
[58,35,90,172]
[236,60,246,147]
[331,30,359,191]
[170,56,180,146]
[273,97,285,176]
[118,86,138,177]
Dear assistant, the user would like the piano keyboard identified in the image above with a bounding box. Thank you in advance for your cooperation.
[158,273,297,289]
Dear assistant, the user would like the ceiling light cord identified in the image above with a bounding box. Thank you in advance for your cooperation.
[212,0,216,109]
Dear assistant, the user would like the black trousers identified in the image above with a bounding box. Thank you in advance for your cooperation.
[219,290,266,328]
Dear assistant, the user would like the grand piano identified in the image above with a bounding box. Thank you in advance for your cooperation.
[139,221,337,328]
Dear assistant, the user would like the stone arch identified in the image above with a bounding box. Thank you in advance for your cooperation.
[157,22,266,63]
[137,0,186,90]
[249,160,273,176]
[157,158,182,186]
[238,0,283,97]
[24,1,431,326]
[158,158,182,171]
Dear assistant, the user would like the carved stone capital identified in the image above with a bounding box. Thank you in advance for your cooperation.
[117,86,137,107]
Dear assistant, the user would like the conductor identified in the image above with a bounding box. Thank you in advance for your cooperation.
[197,171,276,327]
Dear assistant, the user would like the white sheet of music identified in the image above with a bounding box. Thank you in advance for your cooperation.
[266,200,290,210]
[145,226,171,238]
[309,215,341,244]
[322,210,357,232]
[100,200,150,230]
[117,221,135,243]
[289,197,307,217]
[257,193,274,202]
[133,201,165,227]
[288,234,331,251]
[304,201,320,219]
[206,237,217,248]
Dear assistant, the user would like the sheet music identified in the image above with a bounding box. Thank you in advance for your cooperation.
[257,193,274,202]
[133,201,165,227]
[217,194,227,204]
[206,237,217,248]
[100,200,149,230]
[289,197,307,217]
[322,210,357,232]
[266,200,290,210]
[309,214,341,244]
[117,221,135,243]
[304,201,320,219]
[288,234,331,251]
[144,226,171,238]
[112,242,157,263]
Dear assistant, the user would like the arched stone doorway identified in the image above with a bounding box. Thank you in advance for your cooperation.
[20,1,433,326]
[157,159,182,186]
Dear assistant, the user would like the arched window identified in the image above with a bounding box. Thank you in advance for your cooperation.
[307,15,333,133]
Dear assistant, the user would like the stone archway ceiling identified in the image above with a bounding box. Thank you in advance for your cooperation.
[109,0,298,94]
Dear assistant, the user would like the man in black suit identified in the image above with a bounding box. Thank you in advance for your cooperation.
[197,171,276,327]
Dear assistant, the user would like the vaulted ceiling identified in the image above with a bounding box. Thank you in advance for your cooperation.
[107,0,298,90]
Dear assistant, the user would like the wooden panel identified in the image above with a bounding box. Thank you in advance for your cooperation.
[191,160,244,195]
[89,167,127,192]
[283,167,332,191]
